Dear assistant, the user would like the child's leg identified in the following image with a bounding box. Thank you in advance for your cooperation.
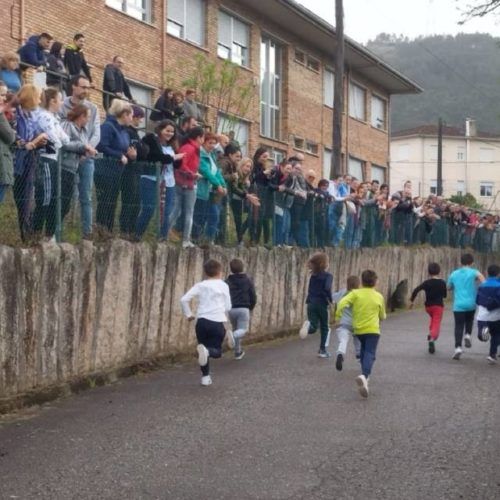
[318,305,329,350]
[426,305,444,341]
[453,312,466,348]
[488,320,500,358]
[232,308,250,354]
[464,310,475,336]
[195,319,226,375]
[359,334,380,378]
[307,303,320,334]
[336,326,350,355]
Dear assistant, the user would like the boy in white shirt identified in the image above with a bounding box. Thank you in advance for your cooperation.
[181,259,232,386]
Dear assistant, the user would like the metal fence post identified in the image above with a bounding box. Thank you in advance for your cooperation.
[55,150,62,243]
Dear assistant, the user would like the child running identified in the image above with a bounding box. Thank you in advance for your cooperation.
[336,270,386,398]
[447,253,484,360]
[181,259,232,386]
[299,252,333,358]
[409,262,447,354]
[226,258,257,360]
[332,275,361,371]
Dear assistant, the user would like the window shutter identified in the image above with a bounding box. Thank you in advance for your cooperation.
[218,10,232,47]
[185,0,205,45]
[233,17,249,47]
[168,0,184,24]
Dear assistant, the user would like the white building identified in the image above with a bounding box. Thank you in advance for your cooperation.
[390,120,500,211]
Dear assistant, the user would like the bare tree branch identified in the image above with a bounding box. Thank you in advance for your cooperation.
[458,0,500,24]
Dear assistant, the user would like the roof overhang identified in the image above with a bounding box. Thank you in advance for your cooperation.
[236,0,423,95]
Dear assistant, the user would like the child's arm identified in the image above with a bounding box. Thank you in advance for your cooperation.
[324,274,334,303]
[409,282,425,308]
[335,293,354,321]
[331,289,345,304]
[180,283,200,320]
[223,283,232,313]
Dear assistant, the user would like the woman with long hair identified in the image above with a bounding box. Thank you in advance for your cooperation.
[249,146,272,245]
[46,42,67,90]
[150,88,175,122]
[0,80,15,204]
[135,119,184,240]
[0,52,22,93]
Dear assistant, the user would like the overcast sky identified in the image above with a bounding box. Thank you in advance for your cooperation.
[296,0,499,44]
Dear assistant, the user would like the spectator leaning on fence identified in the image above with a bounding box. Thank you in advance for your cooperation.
[183,89,203,124]
[64,34,92,89]
[59,75,100,238]
[150,88,175,122]
[250,146,272,245]
[18,33,53,69]
[0,52,22,93]
[102,56,133,111]
[0,81,16,203]
[46,42,67,89]
[95,99,135,233]
[269,159,294,246]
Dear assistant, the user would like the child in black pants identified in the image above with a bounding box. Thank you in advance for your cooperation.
[181,259,232,386]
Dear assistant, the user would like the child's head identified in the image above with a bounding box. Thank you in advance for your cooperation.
[346,275,360,291]
[428,262,440,276]
[487,264,500,277]
[204,259,222,278]
[308,252,328,274]
[361,269,377,287]
[230,258,244,274]
[461,253,474,266]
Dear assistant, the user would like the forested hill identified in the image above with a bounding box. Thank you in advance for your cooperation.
[366,33,500,134]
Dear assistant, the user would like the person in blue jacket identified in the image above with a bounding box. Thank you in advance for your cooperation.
[18,33,53,68]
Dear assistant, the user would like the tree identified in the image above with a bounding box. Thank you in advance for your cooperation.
[448,193,483,209]
[458,0,500,23]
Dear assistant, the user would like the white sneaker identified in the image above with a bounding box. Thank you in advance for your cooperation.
[487,356,497,365]
[182,240,195,248]
[464,334,472,348]
[201,375,212,386]
[356,374,369,398]
[452,347,463,360]
[299,320,310,339]
[196,344,208,366]
[226,329,235,349]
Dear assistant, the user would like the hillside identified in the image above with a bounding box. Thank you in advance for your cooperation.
[366,33,500,133]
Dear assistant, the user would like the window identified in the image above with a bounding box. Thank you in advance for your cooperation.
[106,0,151,22]
[167,0,205,46]
[480,147,494,163]
[457,146,465,161]
[323,69,334,108]
[293,137,304,150]
[260,36,282,140]
[264,146,286,165]
[429,144,438,161]
[371,165,386,183]
[430,179,437,195]
[371,95,386,130]
[456,180,465,196]
[306,140,319,155]
[480,182,493,197]
[349,82,366,121]
[127,81,153,133]
[397,144,409,161]
[294,49,305,65]
[217,113,249,156]
[323,148,332,179]
[348,156,364,181]
[306,56,320,72]
[294,49,319,72]
[218,11,250,67]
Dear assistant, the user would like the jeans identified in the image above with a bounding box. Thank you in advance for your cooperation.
[192,198,209,241]
[228,307,250,354]
[274,206,290,246]
[425,305,444,341]
[336,325,361,356]
[357,334,380,378]
[135,178,175,239]
[206,202,222,241]
[307,302,330,350]
[195,318,226,376]
[169,185,196,242]
[0,184,8,203]
[329,202,344,247]
[453,310,475,348]
[78,158,94,236]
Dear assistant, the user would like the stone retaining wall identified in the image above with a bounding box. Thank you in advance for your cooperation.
[0,242,491,409]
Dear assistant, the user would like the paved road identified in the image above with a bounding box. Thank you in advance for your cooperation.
[0,310,499,500]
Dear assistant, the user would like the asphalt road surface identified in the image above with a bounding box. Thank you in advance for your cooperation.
[0,310,499,500]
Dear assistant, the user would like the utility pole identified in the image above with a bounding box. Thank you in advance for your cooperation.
[437,118,443,196]
[331,0,344,178]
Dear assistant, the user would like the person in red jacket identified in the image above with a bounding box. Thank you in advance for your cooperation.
[169,126,204,247]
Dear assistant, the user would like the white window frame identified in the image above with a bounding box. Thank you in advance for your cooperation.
[430,179,437,195]
[260,36,282,140]
[456,180,465,196]
[323,68,334,108]
[349,81,366,121]
[217,113,249,156]
[371,94,387,130]
[480,182,493,197]
[306,140,319,156]
[126,80,153,132]
[217,10,250,67]
[106,0,152,22]
[264,146,286,165]
[457,146,465,161]
[167,0,205,47]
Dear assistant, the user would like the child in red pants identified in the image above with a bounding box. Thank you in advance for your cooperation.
[409,262,447,353]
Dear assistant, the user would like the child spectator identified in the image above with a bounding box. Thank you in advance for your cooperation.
[448,253,485,360]
[181,259,232,386]
[299,252,333,358]
[475,264,500,364]
[336,270,386,398]
[226,258,257,359]
[332,275,361,371]
[409,262,447,354]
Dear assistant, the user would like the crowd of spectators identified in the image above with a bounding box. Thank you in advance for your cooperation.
[0,32,498,252]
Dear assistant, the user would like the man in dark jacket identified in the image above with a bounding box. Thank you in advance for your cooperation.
[226,258,257,359]
[64,34,92,87]
[103,56,133,110]
[18,33,52,68]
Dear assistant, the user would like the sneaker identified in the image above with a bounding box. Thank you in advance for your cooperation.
[317,349,331,358]
[356,374,369,398]
[452,347,463,360]
[335,353,344,371]
[201,375,212,386]
[235,351,246,360]
[226,329,235,349]
[299,320,310,340]
[464,334,472,348]
[182,240,195,249]
[428,340,436,354]
[197,344,209,366]
[325,328,331,348]
[487,356,497,365]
